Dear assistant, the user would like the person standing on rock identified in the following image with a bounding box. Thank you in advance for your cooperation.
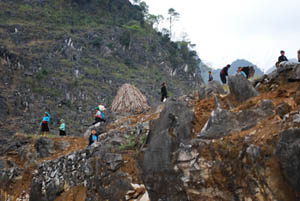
[208,71,213,82]
[92,106,106,125]
[40,112,50,136]
[220,64,230,84]
[161,82,168,102]
[276,50,288,67]
[59,119,66,136]
[88,128,98,146]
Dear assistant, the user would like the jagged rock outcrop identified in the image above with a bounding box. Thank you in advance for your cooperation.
[111,84,150,115]
[228,74,258,102]
[198,99,274,139]
[276,128,300,193]
[30,145,131,201]
[198,80,225,99]
[141,101,193,201]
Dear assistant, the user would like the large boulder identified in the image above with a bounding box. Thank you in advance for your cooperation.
[228,74,258,102]
[141,101,193,201]
[198,81,225,99]
[198,108,240,139]
[111,84,150,115]
[198,100,274,139]
[276,128,300,193]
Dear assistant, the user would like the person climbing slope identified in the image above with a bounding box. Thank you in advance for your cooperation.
[59,119,66,136]
[88,128,98,146]
[220,64,230,84]
[237,67,247,78]
[208,71,213,82]
[161,82,168,102]
[92,106,106,125]
[40,112,50,136]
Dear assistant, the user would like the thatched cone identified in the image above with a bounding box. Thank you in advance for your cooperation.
[111,84,150,115]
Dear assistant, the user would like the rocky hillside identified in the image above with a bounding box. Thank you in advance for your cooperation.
[2,63,300,201]
[0,0,203,136]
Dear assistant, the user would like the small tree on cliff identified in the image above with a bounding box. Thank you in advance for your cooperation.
[167,8,180,39]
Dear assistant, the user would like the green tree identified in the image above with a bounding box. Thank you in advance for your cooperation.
[122,20,145,49]
[167,8,180,39]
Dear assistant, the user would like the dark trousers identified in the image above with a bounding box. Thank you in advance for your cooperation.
[92,117,106,125]
[220,74,227,84]
[161,95,167,102]
[59,130,66,136]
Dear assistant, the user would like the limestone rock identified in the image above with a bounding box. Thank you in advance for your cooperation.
[276,128,300,193]
[228,74,258,102]
[111,84,150,115]
[198,108,240,139]
[198,81,225,99]
[141,101,193,201]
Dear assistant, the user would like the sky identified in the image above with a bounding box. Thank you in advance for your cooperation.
[143,0,300,72]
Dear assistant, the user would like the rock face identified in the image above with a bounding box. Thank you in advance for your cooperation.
[111,84,150,115]
[198,108,240,139]
[141,101,193,201]
[198,99,274,139]
[228,74,258,102]
[30,145,131,201]
[198,80,225,99]
[276,128,300,193]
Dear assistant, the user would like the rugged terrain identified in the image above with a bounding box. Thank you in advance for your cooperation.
[0,0,203,135]
[1,63,300,201]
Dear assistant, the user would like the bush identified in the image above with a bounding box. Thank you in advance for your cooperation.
[120,31,130,47]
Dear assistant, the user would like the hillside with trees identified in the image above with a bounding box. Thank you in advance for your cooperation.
[0,0,203,135]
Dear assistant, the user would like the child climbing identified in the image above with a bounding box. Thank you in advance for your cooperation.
[88,128,98,146]
[59,119,66,136]
[92,105,106,125]
[208,71,213,82]
[40,112,50,136]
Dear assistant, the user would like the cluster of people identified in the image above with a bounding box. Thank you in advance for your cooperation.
[206,50,300,91]
[39,104,106,138]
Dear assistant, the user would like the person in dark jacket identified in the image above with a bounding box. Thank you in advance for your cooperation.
[298,50,300,62]
[161,82,168,102]
[220,64,231,84]
[208,71,213,82]
[278,50,288,63]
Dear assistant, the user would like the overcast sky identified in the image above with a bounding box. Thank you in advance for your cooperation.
[143,0,300,71]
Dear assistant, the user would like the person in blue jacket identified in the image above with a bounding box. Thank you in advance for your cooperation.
[238,67,247,78]
[59,119,66,136]
[40,112,50,136]
[88,128,98,146]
